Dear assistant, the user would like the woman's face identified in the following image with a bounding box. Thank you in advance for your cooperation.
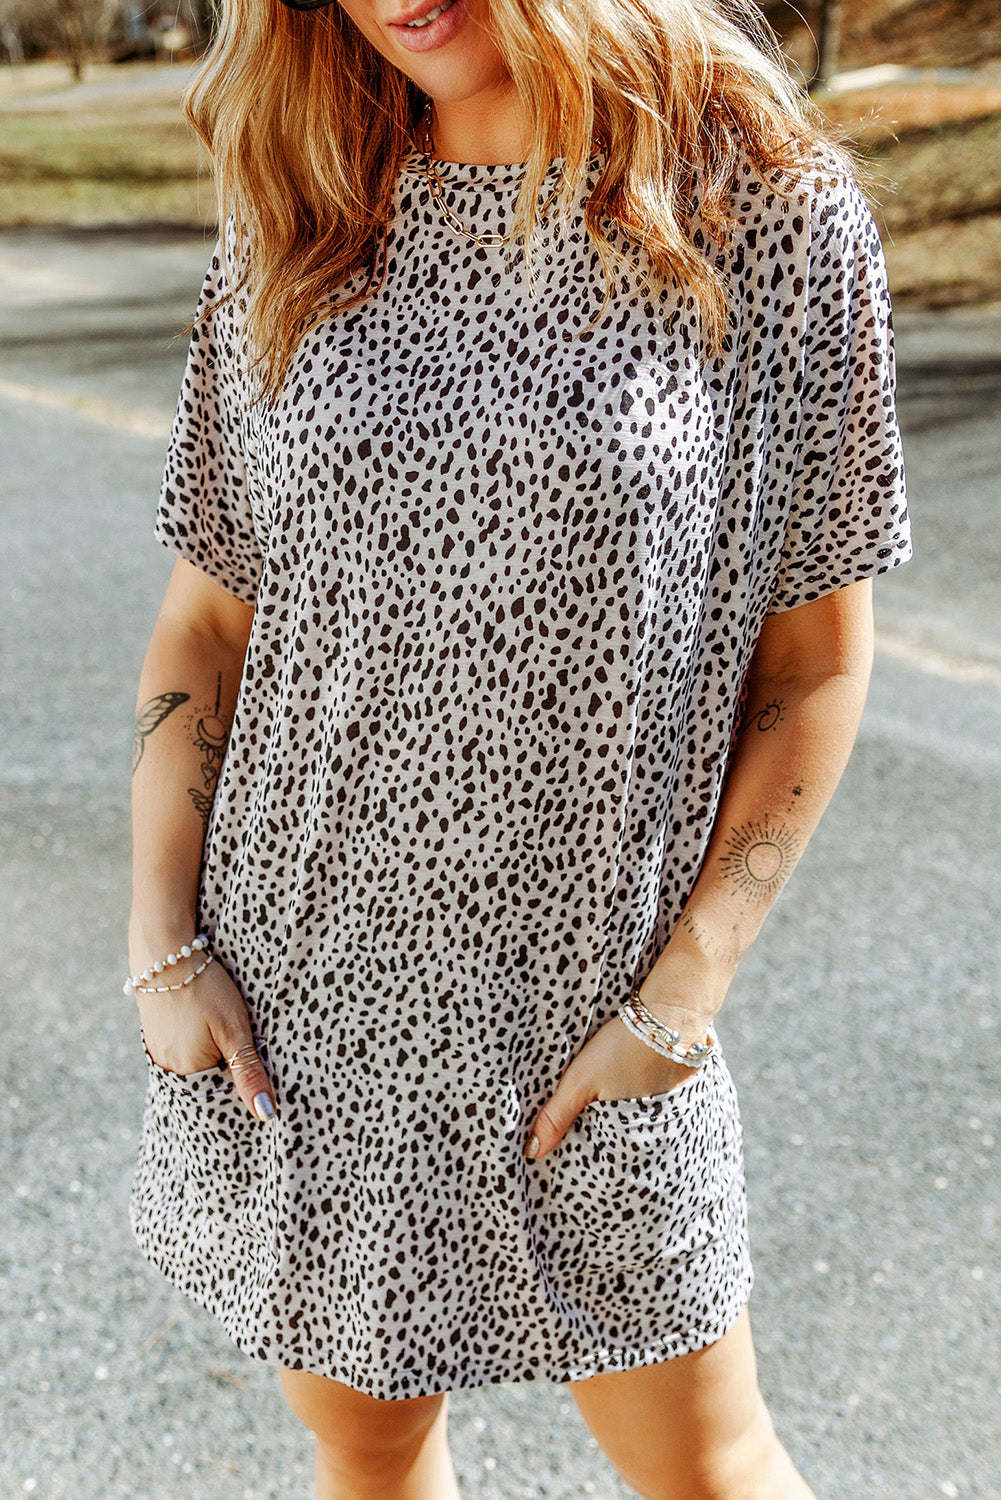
[337,0,509,106]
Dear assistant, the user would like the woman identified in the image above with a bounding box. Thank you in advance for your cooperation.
[127,0,913,1494]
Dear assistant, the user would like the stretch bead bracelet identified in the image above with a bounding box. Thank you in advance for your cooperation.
[617,987,718,1068]
[123,932,212,995]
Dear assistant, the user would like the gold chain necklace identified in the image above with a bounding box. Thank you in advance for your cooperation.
[414,97,601,248]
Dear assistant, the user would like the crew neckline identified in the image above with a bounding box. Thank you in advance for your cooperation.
[399,143,601,188]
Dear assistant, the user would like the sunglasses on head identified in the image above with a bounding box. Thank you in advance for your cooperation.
[277,0,337,9]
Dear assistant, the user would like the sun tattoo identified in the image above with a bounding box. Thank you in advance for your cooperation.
[718,814,802,900]
[750,697,786,732]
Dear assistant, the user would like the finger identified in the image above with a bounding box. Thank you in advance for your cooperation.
[218,1034,278,1121]
[524,1088,591,1163]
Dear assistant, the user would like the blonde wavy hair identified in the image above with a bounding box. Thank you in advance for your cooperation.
[181,0,876,406]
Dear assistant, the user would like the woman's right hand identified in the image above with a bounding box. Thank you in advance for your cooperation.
[131,932,278,1121]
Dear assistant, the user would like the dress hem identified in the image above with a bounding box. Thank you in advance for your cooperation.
[130,1212,755,1400]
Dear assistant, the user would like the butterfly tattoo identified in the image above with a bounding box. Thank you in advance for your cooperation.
[132,692,190,774]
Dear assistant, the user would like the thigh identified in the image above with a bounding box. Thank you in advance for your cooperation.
[567,1304,774,1499]
[277,1364,448,1455]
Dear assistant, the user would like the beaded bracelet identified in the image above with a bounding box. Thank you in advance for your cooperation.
[617,987,718,1068]
[123,932,213,996]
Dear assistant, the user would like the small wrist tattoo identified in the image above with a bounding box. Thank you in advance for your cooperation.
[750,697,787,732]
[678,909,743,967]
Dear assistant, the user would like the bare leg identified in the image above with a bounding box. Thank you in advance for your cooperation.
[567,1305,817,1500]
[277,1366,462,1500]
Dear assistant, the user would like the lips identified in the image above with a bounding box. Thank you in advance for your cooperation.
[387,0,448,24]
[385,0,467,52]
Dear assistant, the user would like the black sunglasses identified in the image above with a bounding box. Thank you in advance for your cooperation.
[277,0,337,9]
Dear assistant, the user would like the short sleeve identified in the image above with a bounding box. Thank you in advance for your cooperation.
[764,166,914,615]
[153,233,264,606]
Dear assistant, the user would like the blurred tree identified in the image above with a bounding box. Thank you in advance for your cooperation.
[811,0,844,91]
[761,0,1001,72]
[759,1,843,92]
[0,0,214,71]
[0,0,36,62]
[189,0,216,46]
[9,0,119,79]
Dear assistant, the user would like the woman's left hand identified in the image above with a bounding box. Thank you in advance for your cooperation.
[523,1001,715,1162]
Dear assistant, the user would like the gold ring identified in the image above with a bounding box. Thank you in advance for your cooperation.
[227,1042,259,1069]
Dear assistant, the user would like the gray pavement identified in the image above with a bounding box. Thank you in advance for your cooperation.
[1,227,999,1499]
[0,61,199,113]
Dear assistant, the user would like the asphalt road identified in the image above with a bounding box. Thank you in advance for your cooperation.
[1,226,999,1499]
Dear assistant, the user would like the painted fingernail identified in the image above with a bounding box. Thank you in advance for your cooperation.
[525,1133,540,1160]
[253,1092,276,1120]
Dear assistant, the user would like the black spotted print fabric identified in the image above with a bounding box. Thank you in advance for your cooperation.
[130,141,913,1398]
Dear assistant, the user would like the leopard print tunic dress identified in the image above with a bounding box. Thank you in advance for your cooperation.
[129,140,913,1399]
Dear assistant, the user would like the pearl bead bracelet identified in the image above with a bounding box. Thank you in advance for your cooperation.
[123,932,213,996]
[617,987,718,1068]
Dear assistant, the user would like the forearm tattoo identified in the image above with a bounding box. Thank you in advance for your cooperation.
[132,691,189,773]
[717,813,803,902]
[186,672,230,833]
[678,909,743,967]
[132,673,231,835]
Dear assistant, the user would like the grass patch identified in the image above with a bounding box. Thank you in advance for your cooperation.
[0,62,212,228]
[871,112,1001,231]
[0,112,212,227]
